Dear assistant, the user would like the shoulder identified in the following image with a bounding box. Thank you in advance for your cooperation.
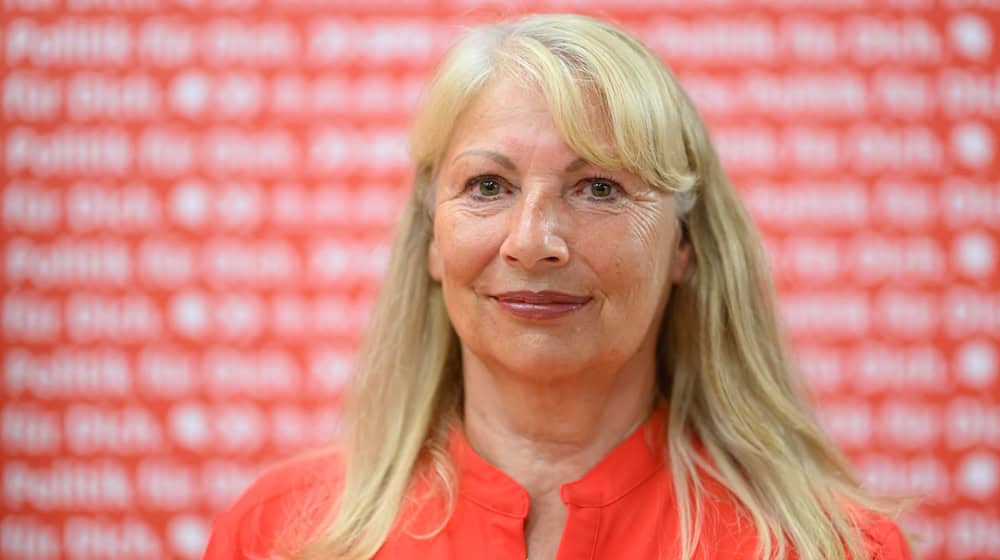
[691,472,911,559]
[203,448,344,560]
[696,499,912,560]
[857,511,913,560]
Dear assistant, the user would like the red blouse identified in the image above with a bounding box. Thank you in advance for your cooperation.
[204,410,912,559]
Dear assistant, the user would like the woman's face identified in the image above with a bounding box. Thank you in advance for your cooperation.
[429,78,692,380]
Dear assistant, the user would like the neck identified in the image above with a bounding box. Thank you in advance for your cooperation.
[460,347,658,501]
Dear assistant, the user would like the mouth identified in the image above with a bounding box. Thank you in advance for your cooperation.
[490,290,592,320]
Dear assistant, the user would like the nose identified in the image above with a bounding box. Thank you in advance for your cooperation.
[499,189,569,270]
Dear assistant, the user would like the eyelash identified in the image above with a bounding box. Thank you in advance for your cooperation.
[463,175,623,202]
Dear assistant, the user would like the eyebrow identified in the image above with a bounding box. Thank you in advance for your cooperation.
[452,149,590,173]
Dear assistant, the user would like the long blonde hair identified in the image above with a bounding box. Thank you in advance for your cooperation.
[295,13,896,560]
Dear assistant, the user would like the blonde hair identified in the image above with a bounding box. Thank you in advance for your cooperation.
[294,13,897,560]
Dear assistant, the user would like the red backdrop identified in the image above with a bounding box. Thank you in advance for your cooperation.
[2,2,998,559]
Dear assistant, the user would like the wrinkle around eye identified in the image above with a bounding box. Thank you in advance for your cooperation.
[442,198,509,218]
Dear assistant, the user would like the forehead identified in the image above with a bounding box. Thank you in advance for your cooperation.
[444,78,612,162]
[450,81,553,141]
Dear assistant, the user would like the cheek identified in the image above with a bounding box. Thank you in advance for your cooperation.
[434,211,506,284]
[575,211,675,308]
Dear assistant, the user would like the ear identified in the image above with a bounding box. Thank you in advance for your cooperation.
[428,237,443,282]
[669,235,694,284]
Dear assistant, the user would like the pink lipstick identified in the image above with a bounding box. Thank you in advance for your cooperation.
[492,290,591,320]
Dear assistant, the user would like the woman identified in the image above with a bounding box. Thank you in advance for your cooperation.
[205,13,911,560]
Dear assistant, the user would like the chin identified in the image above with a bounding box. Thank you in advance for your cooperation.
[494,349,595,379]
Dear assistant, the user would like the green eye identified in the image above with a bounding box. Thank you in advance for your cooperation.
[478,179,501,197]
[589,181,614,198]
[468,176,503,198]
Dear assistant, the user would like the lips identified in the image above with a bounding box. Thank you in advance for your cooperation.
[491,290,592,320]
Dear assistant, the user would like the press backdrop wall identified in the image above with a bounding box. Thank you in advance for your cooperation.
[2,1,999,559]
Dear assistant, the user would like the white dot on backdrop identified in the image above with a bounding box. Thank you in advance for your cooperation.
[953,231,997,278]
[170,291,210,337]
[956,452,999,500]
[171,72,210,116]
[949,14,994,60]
[168,403,211,451]
[216,294,262,339]
[170,181,210,228]
[311,241,351,281]
[955,340,998,388]
[309,349,353,390]
[168,515,210,559]
[216,73,262,118]
[951,122,995,169]
[217,183,262,229]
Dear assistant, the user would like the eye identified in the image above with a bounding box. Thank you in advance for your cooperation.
[583,177,620,200]
[466,175,506,198]
[589,180,614,198]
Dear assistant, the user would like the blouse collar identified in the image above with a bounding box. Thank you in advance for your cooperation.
[450,407,668,517]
